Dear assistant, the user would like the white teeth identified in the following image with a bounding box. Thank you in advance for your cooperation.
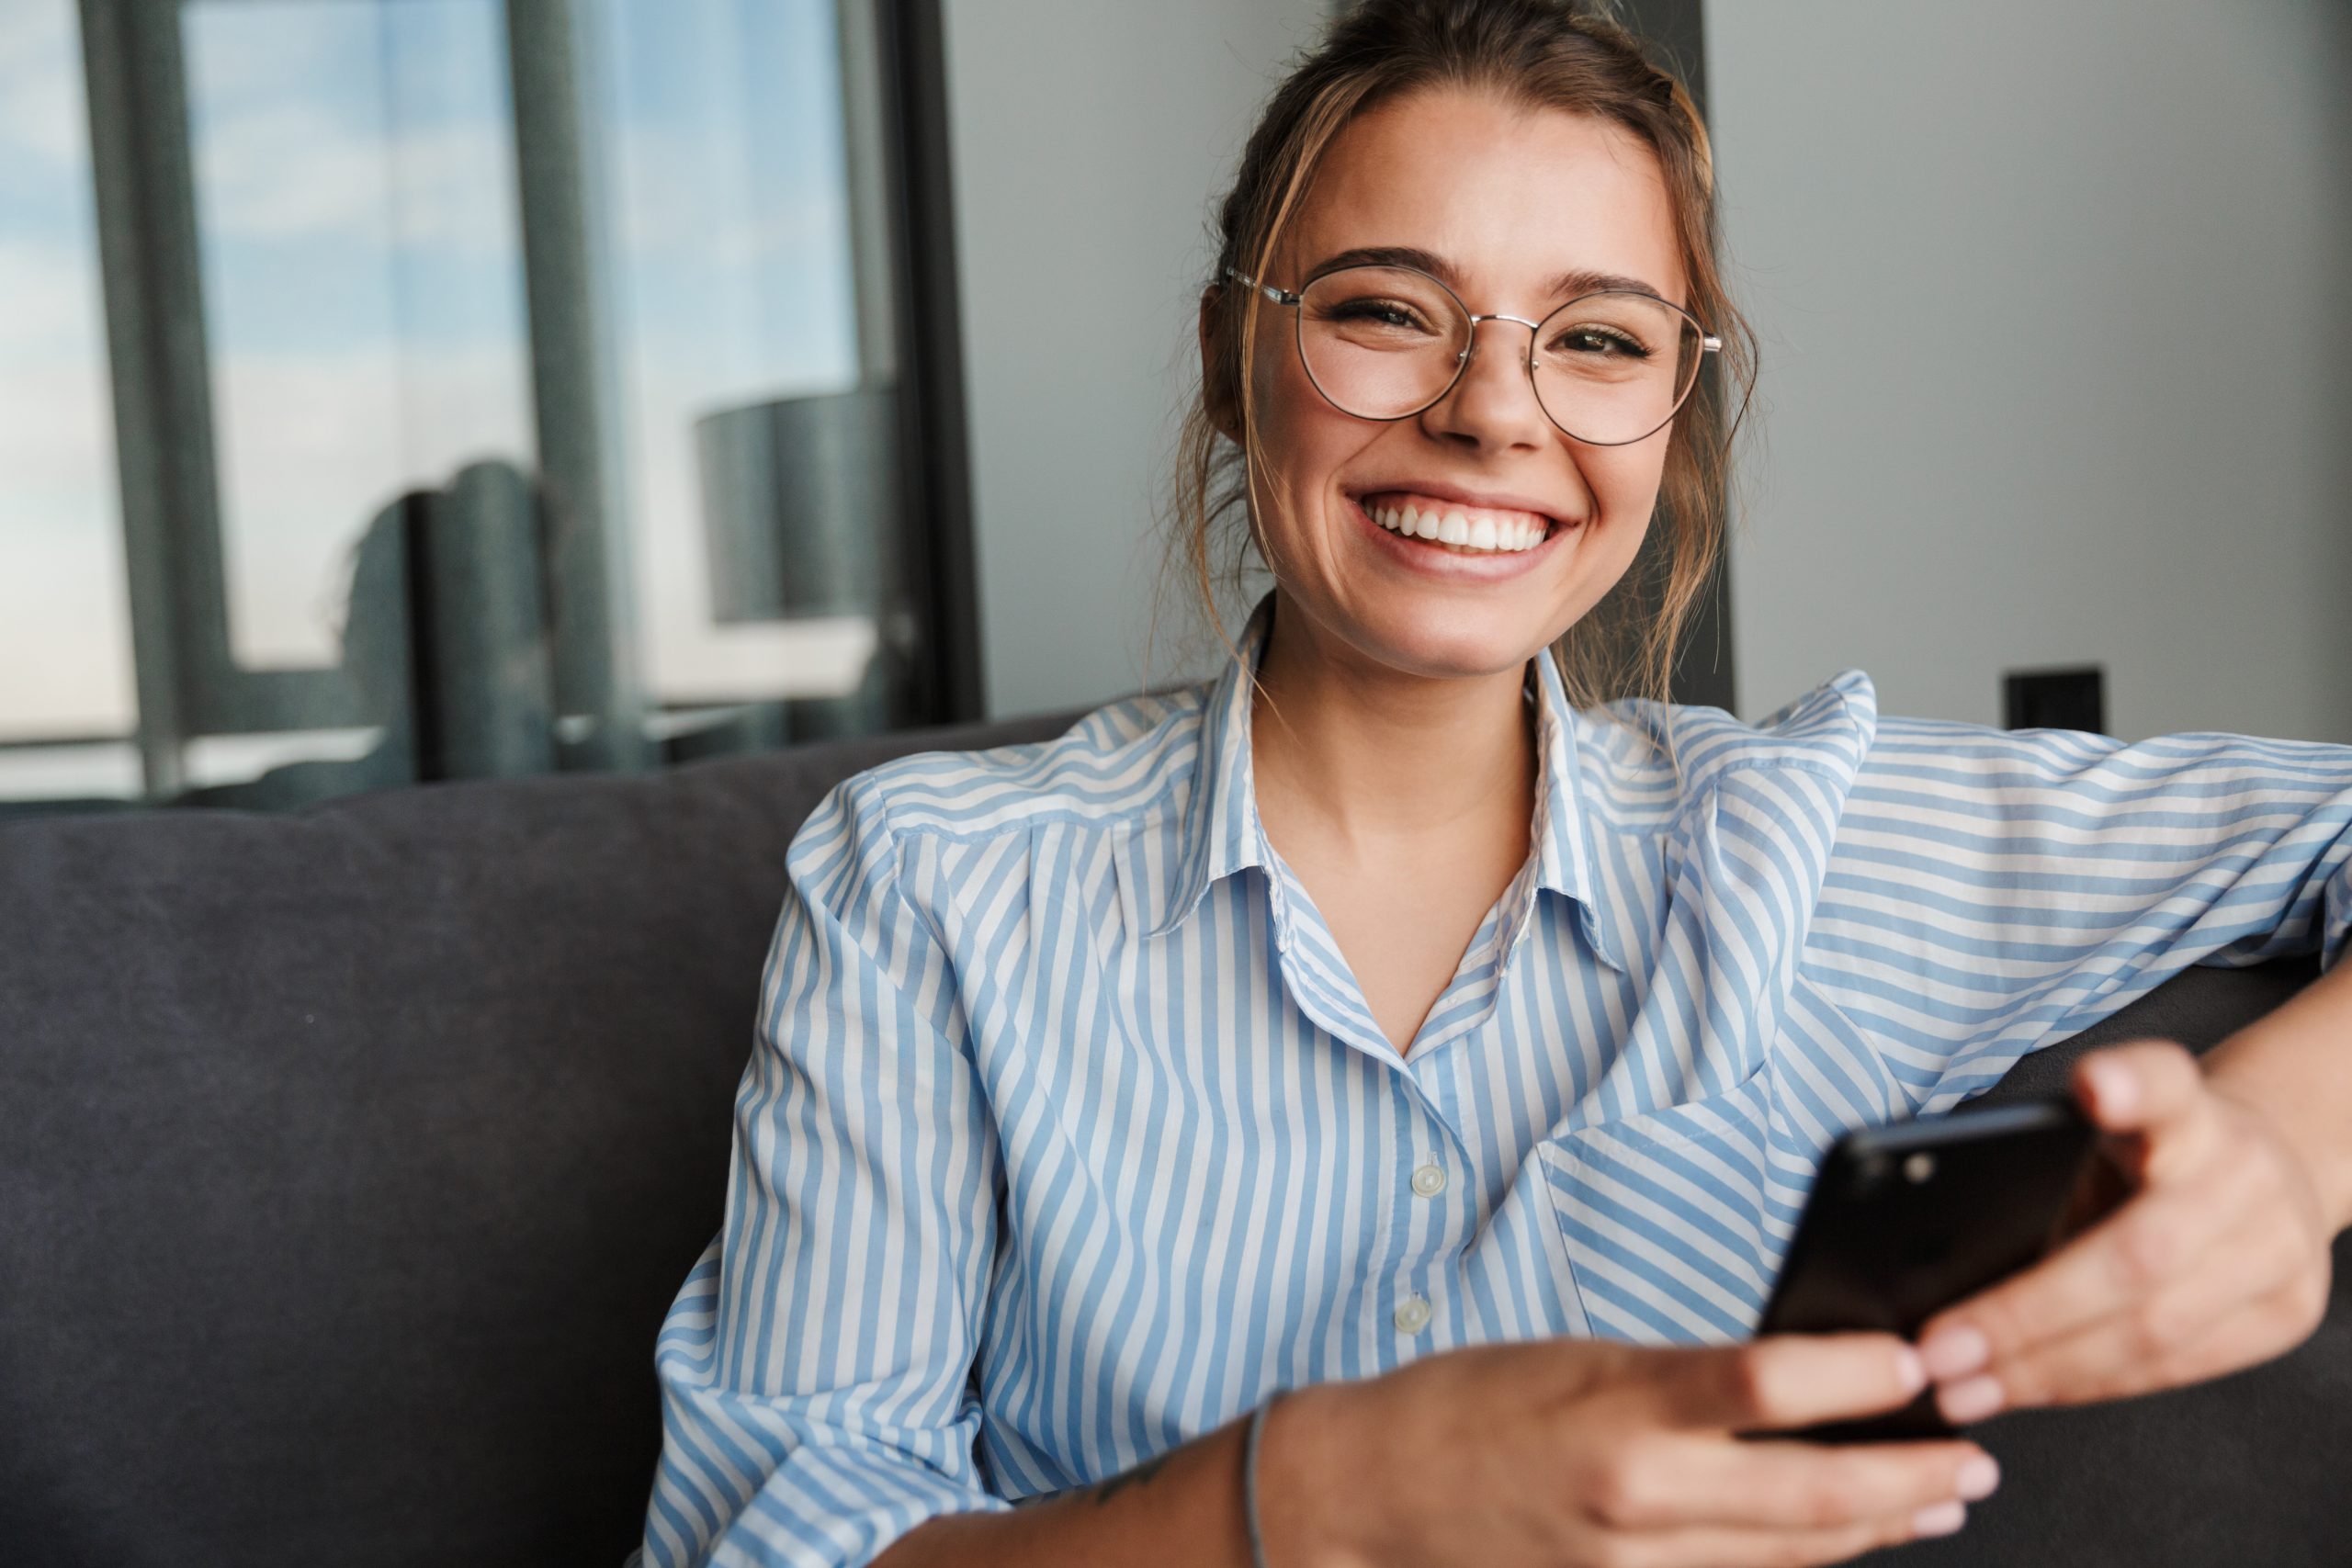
[1365,496,1559,553]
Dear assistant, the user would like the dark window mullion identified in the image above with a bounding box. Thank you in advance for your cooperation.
[81,0,374,789]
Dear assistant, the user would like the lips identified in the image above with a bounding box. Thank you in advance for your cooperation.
[1344,489,1578,580]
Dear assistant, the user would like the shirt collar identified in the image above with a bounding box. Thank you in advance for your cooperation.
[1142,589,1625,973]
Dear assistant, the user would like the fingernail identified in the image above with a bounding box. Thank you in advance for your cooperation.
[1957,1454,2001,1501]
[1919,1325,1988,1380]
[2089,1058,2135,1115]
[1893,1344,1928,1394]
[1912,1501,1967,1538]
[1939,1375,2006,1424]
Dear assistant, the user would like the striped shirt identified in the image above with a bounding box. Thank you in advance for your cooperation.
[639,588,2352,1568]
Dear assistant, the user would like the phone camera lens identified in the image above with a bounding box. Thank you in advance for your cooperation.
[1904,1152,1936,1184]
[1855,1152,1891,1191]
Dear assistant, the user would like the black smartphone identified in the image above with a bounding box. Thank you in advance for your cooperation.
[1747,1096,2103,1444]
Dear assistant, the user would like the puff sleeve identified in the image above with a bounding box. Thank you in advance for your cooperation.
[641,773,1009,1567]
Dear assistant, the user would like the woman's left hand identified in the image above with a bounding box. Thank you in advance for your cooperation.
[1912,1039,2335,1424]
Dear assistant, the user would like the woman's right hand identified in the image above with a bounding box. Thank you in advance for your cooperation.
[1260,1331,2001,1568]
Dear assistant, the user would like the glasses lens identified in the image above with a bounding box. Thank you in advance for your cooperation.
[1531,292,1705,445]
[1295,266,1468,419]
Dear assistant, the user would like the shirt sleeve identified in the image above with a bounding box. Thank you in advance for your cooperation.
[1807,716,2352,1111]
[640,772,1010,1568]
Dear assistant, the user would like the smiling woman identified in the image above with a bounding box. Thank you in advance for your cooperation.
[637,4,2352,1567]
[1170,6,1752,757]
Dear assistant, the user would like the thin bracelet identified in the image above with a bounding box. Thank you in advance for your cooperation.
[1243,1388,1287,1568]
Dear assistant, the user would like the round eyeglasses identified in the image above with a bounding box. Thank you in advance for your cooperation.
[1226,263,1721,446]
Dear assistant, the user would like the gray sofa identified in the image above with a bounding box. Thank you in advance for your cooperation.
[1,711,2344,1567]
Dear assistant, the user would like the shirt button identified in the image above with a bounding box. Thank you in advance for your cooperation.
[1409,1163,1447,1198]
[1392,1293,1431,1335]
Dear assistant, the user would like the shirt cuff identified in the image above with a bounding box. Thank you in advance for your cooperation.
[648,1442,1012,1568]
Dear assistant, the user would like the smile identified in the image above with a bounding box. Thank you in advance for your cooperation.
[1354,489,1576,557]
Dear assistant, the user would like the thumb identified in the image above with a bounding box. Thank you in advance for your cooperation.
[2074,1040,2211,1183]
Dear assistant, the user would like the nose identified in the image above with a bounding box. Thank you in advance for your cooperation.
[1419,312,1553,451]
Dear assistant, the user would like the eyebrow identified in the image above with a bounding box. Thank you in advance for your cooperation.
[1301,244,1671,305]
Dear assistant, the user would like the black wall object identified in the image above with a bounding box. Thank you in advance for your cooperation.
[878,0,988,726]
[1616,0,1735,717]
[2006,667,2108,735]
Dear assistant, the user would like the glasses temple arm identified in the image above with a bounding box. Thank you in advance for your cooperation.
[1223,267,1300,306]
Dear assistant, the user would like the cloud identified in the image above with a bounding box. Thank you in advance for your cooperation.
[0,350,113,504]
[0,234,109,355]
[606,119,850,267]
[193,100,520,257]
[0,515,136,742]
[0,2,85,169]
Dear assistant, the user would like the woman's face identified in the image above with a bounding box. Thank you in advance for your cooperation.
[1223,86,1690,682]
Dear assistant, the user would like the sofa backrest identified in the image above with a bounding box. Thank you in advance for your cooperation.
[0,710,1081,1568]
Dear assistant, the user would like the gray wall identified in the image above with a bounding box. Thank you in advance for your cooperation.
[940,0,1329,719]
[944,2,2352,742]
[1710,1,2352,742]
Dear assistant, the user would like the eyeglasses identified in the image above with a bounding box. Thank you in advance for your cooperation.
[1226,263,1721,446]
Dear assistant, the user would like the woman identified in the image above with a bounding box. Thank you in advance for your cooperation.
[640,4,2352,1565]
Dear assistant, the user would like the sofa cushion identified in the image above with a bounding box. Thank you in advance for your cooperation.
[0,711,1080,1568]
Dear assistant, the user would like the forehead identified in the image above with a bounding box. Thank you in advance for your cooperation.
[1279,85,1688,307]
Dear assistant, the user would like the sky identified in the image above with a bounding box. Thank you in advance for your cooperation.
[0,0,866,750]
[0,0,132,740]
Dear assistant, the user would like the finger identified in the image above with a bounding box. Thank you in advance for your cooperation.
[2075,1042,2220,1184]
[1996,1221,2332,1410]
[1600,1507,1970,1568]
[1917,1147,2260,1383]
[1643,1335,1927,1433]
[1986,1209,2295,1410]
[1588,1431,1995,1533]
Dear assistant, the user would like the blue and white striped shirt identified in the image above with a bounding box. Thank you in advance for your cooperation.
[640,589,2352,1568]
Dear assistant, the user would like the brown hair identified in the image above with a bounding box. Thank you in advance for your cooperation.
[1148,0,1755,775]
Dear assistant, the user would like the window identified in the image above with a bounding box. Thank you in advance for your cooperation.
[0,0,140,804]
[0,0,977,814]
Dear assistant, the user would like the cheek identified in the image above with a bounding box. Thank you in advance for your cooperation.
[1249,341,1358,491]
[1577,439,1672,525]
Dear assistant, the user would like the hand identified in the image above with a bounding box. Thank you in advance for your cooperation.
[1914,1039,2335,1423]
[1261,1332,2003,1568]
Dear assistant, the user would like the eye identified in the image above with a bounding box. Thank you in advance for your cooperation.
[1321,296,1440,333]
[1548,323,1652,359]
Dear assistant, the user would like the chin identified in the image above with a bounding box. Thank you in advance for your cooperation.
[1346,598,1551,682]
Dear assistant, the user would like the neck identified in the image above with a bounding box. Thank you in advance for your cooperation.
[1248,590,1538,863]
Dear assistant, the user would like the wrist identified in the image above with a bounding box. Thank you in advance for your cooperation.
[1251,1382,1384,1568]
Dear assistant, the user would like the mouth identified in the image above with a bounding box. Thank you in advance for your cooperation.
[1350,487,1581,558]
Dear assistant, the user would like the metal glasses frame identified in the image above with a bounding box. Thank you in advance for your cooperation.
[1225,263,1723,447]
